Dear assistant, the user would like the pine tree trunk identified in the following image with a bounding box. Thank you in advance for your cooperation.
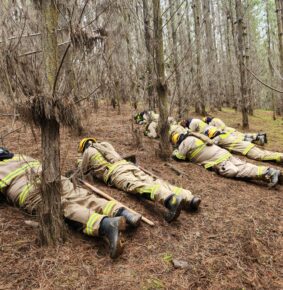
[235,0,249,128]
[192,0,206,115]
[203,0,217,112]
[266,0,276,120]
[275,0,283,114]
[169,0,182,118]
[153,0,171,160]
[142,0,155,110]
[39,0,65,245]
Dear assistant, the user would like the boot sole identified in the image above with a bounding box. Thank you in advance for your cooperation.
[165,199,184,223]
[110,217,126,259]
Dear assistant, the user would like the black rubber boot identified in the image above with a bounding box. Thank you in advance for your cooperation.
[265,168,280,188]
[184,197,201,212]
[164,195,184,223]
[99,217,126,259]
[259,133,268,144]
[115,208,142,227]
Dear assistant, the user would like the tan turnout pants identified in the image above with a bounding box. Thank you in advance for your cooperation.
[213,156,268,180]
[146,121,158,138]
[108,163,194,205]
[246,146,283,163]
[21,177,122,237]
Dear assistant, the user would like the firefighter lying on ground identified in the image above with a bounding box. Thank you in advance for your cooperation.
[134,111,176,139]
[180,118,283,164]
[0,147,142,259]
[203,116,267,145]
[77,138,201,223]
[169,125,282,187]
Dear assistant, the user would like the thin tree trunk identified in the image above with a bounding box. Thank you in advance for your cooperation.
[266,0,276,120]
[153,0,170,160]
[275,0,283,114]
[142,0,155,110]
[235,0,249,128]
[203,0,217,112]
[39,0,65,245]
[192,0,206,115]
[169,0,182,118]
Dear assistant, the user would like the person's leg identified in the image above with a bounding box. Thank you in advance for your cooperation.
[246,146,283,163]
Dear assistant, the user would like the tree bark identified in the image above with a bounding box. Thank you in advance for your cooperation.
[169,0,182,118]
[192,0,206,115]
[235,0,249,128]
[203,0,218,112]
[266,0,276,120]
[275,0,283,114]
[39,0,65,245]
[153,0,171,160]
[142,0,155,110]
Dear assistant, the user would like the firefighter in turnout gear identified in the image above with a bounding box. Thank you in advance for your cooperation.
[203,116,267,145]
[78,138,201,222]
[180,118,283,164]
[0,148,142,259]
[169,125,281,187]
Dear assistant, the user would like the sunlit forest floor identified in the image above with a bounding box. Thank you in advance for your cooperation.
[0,104,282,289]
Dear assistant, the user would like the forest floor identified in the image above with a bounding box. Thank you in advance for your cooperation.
[0,104,282,290]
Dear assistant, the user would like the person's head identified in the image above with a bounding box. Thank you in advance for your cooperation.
[179,118,193,128]
[203,116,213,124]
[78,138,97,153]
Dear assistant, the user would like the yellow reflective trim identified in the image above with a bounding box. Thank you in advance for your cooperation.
[199,121,207,134]
[103,200,116,216]
[0,161,40,189]
[219,132,232,139]
[242,143,254,155]
[190,140,206,160]
[262,153,282,162]
[19,183,33,206]
[103,160,128,183]
[137,184,160,200]
[85,212,100,236]
[172,187,182,196]
[0,155,22,165]
[204,152,231,169]
[91,153,109,167]
[172,150,186,160]
[257,166,265,177]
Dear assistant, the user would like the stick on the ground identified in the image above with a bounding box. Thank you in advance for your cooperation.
[79,179,155,227]
[138,165,161,179]
[165,162,190,178]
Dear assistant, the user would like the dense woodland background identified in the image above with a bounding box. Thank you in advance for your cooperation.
[1,0,283,120]
[0,1,283,289]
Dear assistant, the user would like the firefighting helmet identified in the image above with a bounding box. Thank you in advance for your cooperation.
[78,138,97,153]
[171,133,180,145]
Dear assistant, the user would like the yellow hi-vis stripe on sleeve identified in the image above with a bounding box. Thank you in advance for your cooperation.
[85,212,101,236]
[0,161,40,189]
[103,200,116,216]
[0,155,22,165]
